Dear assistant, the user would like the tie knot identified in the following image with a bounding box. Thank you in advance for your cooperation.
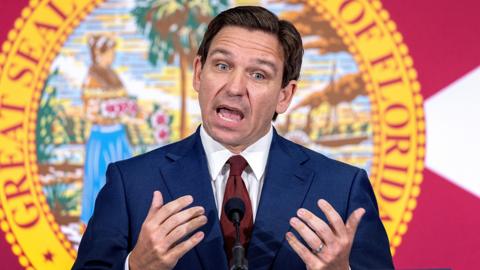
[227,155,248,176]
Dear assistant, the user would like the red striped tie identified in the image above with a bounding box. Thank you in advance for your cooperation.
[220,155,254,262]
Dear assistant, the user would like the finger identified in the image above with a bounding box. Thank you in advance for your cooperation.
[145,191,164,220]
[158,206,205,238]
[317,199,347,236]
[167,231,204,262]
[296,208,335,246]
[164,214,208,248]
[346,208,365,239]
[151,195,194,225]
[289,217,325,252]
[286,232,324,269]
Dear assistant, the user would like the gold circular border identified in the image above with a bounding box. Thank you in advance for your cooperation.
[0,0,105,267]
[311,0,425,255]
[0,2,41,268]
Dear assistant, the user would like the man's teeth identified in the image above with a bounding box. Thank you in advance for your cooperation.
[218,108,242,122]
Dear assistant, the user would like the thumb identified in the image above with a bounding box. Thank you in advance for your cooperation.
[346,208,365,238]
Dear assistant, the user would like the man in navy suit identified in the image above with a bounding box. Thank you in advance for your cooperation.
[73,6,393,270]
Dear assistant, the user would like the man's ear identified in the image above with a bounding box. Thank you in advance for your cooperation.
[192,56,203,93]
[276,80,297,114]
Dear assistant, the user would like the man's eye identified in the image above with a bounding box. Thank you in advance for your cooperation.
[252,72,265,80]
[216,63,229,71]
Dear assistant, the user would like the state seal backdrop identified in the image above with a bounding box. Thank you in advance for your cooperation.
[0,0,425,269]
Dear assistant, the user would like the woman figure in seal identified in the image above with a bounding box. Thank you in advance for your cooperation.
[80,34,135,225]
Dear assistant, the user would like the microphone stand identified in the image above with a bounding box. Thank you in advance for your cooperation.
[225,198,248,270]
[231,217,248,270]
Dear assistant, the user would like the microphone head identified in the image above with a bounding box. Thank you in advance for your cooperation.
[224,197,245,223]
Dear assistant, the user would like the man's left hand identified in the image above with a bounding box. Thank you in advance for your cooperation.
[286,199,365,270]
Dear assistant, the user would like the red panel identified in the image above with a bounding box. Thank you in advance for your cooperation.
[0,1,28,45]
[0,228,23,270]
[382,0,480,100]
[1,2,31,269]
[394,168,480,269]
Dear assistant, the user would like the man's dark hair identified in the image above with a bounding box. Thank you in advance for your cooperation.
[197,6,304,120]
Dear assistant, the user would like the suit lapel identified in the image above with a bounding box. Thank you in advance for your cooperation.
[160,131,228,270]
[247,131,314,269]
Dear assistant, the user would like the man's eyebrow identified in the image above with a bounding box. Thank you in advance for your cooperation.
[209,48,279,74]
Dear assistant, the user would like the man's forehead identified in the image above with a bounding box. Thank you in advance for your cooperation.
[208,26,284,63]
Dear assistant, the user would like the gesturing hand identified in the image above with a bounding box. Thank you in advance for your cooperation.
[129,191,207,270]
[286,199,365,270]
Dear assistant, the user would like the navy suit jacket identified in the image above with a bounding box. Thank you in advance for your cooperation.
[73,128,394,269]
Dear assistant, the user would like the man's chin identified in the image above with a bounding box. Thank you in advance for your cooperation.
[209,129,248,151]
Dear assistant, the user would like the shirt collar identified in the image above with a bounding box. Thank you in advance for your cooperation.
[200,125,273,181]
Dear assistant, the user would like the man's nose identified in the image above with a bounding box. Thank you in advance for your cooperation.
[225,70,247,96]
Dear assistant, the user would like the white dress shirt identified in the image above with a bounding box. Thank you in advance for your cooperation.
[125,126,272,269]
[200,125,272,221]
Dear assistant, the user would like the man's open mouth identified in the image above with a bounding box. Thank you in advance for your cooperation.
[216,106,244,122]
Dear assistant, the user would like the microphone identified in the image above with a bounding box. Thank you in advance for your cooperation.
[224,197,248,270]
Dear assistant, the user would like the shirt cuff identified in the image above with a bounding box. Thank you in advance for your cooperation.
[124,252,131,270]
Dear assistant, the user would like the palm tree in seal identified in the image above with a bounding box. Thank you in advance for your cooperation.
[132,0,228,138]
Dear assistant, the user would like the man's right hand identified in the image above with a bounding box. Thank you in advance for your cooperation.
[129,191,207,270]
